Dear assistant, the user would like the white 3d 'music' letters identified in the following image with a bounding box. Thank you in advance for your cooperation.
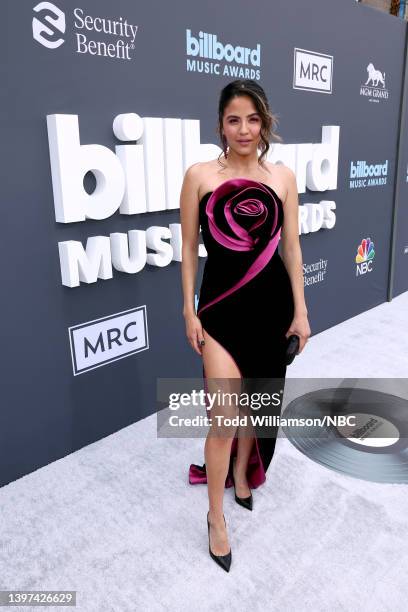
[46,113,339,287]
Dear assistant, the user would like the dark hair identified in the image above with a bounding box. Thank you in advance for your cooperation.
[216,79,283,168]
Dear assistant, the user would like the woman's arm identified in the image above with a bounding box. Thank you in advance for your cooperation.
[279,166,311,351]
[180,163,205,355]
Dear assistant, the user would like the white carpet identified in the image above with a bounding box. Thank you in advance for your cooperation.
[0,292,407,612]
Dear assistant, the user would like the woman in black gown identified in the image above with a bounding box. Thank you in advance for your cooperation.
[180,79,311,572]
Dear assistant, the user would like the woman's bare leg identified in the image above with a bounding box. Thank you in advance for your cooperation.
[234,432,254,498]
[202,327,241,556]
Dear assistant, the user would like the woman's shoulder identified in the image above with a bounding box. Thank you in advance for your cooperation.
[265,161,296,198]
[265,160,294,179]
[184,160,218,199]
[271,162,296,184]
[184,160,214,184]
[185,160,216,177]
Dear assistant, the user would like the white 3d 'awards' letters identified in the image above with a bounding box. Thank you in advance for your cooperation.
[46,113,339,287]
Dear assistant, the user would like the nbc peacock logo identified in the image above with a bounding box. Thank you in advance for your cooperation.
[355,237,375,276]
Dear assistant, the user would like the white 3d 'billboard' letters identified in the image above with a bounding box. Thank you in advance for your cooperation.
[46,113,340,286]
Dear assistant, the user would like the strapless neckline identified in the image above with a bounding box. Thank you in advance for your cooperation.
[199,178,284,205]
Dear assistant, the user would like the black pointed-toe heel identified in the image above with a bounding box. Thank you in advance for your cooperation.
[207,511,232,572]
[232,457,253,511]
[234,489,253,511]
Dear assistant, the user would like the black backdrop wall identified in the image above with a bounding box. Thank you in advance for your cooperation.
[1,0,407,487]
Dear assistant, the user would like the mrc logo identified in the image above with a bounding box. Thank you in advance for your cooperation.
[32,2,65,49]
[68,306,149,375]
[293,47,333,94]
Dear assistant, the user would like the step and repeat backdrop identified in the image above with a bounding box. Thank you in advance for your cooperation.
[1,0,407,486]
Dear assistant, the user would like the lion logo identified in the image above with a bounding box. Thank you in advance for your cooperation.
[365,63,386,88]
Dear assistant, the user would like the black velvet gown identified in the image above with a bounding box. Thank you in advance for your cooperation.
[188,177,295,489]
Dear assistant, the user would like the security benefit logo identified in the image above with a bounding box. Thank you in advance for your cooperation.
[355,237,375,277]
[32,2,138,60]
[293,48,333,94]
[303,258,328,287]
[32,2,65,49]
[69,306,148,375]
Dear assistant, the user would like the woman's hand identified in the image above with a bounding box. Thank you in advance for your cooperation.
[286,313,311,354]
[184,312,206,356]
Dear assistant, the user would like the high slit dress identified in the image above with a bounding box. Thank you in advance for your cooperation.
[188,177,295,489]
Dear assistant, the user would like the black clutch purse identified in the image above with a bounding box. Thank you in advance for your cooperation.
[285,334,300,365]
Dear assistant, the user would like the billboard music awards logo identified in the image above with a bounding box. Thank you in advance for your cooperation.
[349,159,388,189]
[186,29,261,79]
[360,62,389,102]
[355,237,375,276]
[292,48,333,94]
[32,2,138,60]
